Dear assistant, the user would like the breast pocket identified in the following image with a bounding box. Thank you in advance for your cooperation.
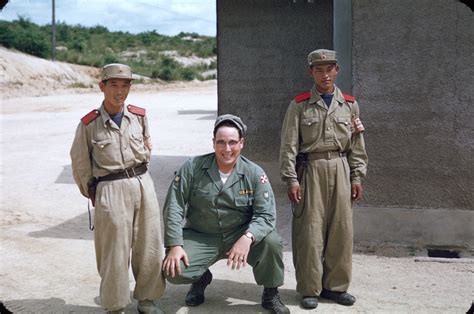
[300,117,321,142]
[334,116,352,137]
[189,188,213,210]
[129,133,147,156]
[91,138,113,165]
[234,195,252,208]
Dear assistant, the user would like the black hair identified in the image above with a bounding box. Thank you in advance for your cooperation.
[213,120,243,139]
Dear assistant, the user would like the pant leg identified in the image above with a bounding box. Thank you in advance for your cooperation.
[165,228,222,284]
[322,157,353,292]
[94,179,134,311]
[131,172,166,301]
[292,159,328,296]
[247,230,285,288]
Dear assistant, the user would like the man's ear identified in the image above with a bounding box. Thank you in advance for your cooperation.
[99,81,105,92]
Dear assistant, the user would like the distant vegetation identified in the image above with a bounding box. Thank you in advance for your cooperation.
[0,17,217,81]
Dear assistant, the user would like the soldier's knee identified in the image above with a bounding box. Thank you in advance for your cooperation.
[260,230,283,254]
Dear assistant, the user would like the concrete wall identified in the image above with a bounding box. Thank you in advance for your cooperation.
[217,0,474,251]
[217,0,333,161]
[353,0,474,212]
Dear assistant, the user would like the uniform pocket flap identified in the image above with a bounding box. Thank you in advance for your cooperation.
[234,195,249,206]
[301,117,320,125]
[335,117,351,125]
[131,133,143,142]
[91,138,112,147]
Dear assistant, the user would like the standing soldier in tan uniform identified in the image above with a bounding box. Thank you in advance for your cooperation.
[279,49,368,309]
[70,63,165,314]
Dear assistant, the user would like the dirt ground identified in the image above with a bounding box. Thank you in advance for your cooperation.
[1,49,473,313]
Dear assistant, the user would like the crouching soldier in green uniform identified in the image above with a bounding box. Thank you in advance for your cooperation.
[280,49,368,309]
[70,64,165,313]
[162,114,289,314]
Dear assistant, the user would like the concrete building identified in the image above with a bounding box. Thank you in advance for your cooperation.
[217,0,474,253]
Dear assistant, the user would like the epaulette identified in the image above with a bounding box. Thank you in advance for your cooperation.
[81,109,100,125]
[127,104,146,116]
[342,93,355,103]
[294,91,311,103]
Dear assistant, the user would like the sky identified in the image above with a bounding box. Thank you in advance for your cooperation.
[0,0,216,36]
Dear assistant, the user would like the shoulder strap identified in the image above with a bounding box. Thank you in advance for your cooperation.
[342,93,355,103]
[127,104,146,116]
[81,109,100,125]
[294,91,311,103]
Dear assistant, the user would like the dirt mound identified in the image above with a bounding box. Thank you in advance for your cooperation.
[0,47,101,99]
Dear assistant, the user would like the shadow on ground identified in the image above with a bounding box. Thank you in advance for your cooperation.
[2,279,302,313]
[2,298,102,313]
[160,278,300,313]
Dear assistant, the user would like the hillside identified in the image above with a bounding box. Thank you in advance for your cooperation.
[0,47,217,100]
[0,18,217,82]
[0,47,101,99]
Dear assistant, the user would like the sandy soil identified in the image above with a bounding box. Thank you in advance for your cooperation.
[0,48,473,313]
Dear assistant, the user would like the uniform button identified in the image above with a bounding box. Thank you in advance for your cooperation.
[327,127,331,130]
[124,146,128,150]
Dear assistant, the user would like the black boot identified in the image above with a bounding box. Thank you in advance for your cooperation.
[261,287,290,314]
[320,289,356,306]
[185,269,213,306]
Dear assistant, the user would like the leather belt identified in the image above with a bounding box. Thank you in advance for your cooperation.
[97,163,148,182]
[307,151,347,160]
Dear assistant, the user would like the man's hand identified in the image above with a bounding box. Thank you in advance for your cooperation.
[351,183,363,201]
[226,235,252,270]
[162,245,189,277]
[287,185,301,204]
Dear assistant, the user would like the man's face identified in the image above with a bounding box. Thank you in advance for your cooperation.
[99,78,131,110]
[213,126,244,172]
[309,63,339,93]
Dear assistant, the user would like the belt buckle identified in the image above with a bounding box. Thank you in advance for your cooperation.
[125,167,136,178]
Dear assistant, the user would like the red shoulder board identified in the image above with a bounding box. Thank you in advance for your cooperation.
[81,109,100,125]
[294,91,311,103]
[342,93,355,103]
[127,104,146,116]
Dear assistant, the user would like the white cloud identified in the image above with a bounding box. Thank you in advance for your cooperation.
[0,0,216,36]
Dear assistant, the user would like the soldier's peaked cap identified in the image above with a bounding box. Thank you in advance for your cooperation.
[214,114,247,136]
[101,63,133,81]
[308,49,337,66]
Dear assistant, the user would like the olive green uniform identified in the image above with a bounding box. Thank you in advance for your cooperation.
[70,104,165,311]
[164,153,284,287]
[280,85,368,296]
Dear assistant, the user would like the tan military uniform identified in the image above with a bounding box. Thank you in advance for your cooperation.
[280,85,368,296]
[70,104,165,311]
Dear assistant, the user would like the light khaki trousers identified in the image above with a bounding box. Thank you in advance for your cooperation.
[94,172,165,311]
[292,156,352,297]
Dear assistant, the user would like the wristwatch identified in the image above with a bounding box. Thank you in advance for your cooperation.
[244,231,255,243]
